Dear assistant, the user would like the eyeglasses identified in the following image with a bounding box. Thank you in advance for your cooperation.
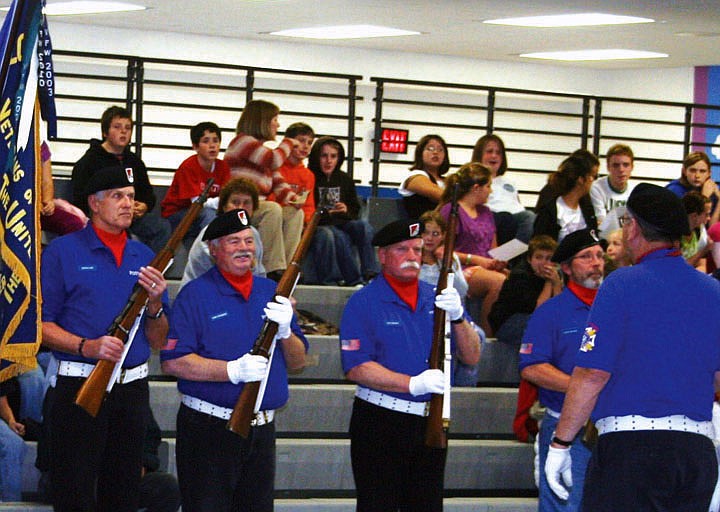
[572,251,604,262]
[618,214,633,227]
[423,230,442,238]
[424,145,445,153]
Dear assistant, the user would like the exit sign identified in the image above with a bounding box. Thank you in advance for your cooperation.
[380,128,409,154]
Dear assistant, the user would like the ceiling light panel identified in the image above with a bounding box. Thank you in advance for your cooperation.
[484,13,654,28]
[521,49,668,61]
[270,25,420,40]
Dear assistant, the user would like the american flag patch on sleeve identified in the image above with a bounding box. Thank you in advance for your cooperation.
[519,343,533,355]
[341,338,361,351]
[163,338,178,351]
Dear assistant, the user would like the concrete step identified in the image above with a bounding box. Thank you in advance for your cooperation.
[0,497,538,511]
[21,437,535,495]
[149,382,519,437]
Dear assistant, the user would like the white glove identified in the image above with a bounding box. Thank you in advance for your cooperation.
[226,353,268,384]
[204,197,219,209]
[408,369,445,396]
[435,286,463,322]
[264,295,293,339]
[545,445,573,500]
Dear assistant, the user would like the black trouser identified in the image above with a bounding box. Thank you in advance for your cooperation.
[582,430,717,512]
[176,404,276,512]
[50,376,148,512]
[350,397,447,512]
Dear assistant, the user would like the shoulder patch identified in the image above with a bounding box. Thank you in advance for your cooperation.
[580,324,597,352]
[341,338,361,351]
[519,342,533,355]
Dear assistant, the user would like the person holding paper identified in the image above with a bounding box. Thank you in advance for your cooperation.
[306,137,380,285]
[438,162,507,335]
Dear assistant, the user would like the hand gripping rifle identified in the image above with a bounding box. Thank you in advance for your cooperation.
[227,208,322,437]
[425,185,459,449]
[74,179,216,417]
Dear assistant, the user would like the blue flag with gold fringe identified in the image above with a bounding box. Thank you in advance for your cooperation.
[0,0,56,383]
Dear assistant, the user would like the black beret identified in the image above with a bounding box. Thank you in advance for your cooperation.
[202,209,252,241]
[552,228,603,263]
[85,166,134,196]
[627,183,690,238]
[372,219,424,248]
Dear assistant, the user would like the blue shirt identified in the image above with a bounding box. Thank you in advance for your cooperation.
[518,288,591,412]
[666,179,718,212]
[576,248,720,421]
[161,267,308,410]
[41,224,165,368]
[340,274,466,402]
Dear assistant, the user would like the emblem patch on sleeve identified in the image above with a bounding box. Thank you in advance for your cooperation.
[341,338,361,351]
[580,325,597,352]
[519,343,533,354]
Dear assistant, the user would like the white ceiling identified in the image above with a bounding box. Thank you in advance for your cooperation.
[36,0,720,69]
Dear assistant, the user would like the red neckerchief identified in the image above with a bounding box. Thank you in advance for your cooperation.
[219,269,253,300]
[92,223,127,267]
[384,272,419,311]
[567,280,598,306]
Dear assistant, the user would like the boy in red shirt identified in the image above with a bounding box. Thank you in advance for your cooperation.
[272,122,316,225]
[161,121,230,245]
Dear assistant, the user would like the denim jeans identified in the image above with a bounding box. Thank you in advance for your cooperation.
[335,220,380,278]
[17,365,45,422]
[538,412,591,511]
[0,419,27,501]
[131,210,172,254]
[302,225,344,285]
[167,205,216,248]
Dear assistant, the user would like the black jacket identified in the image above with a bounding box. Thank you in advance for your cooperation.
[71,139,156,214]
[312,168,361,226]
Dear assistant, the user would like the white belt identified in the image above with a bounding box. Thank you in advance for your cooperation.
[57,360,149,384]
[596,414,714,438]
[545,407,561,419]
[355,386,429,417]
[181,395,275,426]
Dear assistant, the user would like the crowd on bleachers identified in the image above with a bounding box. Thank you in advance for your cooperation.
[4,97,720,511]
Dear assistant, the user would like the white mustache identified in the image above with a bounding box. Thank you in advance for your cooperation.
[232,251,253,259]
[400,261,420,270]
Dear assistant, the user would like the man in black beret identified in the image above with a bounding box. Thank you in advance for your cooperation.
[339,218,480,511]
[518,228,604,510]
[41,165,170,511]
[71,105,171,254]
[547,183,720,511]
[161,208,308,511]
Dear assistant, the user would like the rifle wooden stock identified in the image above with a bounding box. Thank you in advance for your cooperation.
[227,209,322,437]
[425,186,459,449]
[74,179,216,417]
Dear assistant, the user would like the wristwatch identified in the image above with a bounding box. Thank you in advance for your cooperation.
[552,434,573,447]
[146,306,164,319]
